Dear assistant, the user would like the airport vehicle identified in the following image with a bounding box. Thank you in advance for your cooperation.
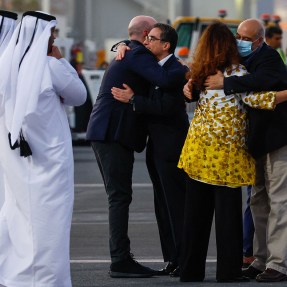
[173,10,241,60]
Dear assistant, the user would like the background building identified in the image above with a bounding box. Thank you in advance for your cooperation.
[1,0,287,66]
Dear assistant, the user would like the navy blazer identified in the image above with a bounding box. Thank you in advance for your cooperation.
[133,55,189,160]
[224,43,287,159]
[86,40,187,152]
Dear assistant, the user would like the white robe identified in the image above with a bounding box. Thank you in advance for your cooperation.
[0,163,4,208]
[0,57,86,287]
[0,14,16,211]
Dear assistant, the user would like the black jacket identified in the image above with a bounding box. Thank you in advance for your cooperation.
[133,54,189,160]
[224,43,287,159]
[86,40,187,152]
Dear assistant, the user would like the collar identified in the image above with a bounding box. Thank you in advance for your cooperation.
[158,54,173,66]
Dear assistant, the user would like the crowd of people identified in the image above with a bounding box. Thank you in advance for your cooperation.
[1,7,287,287]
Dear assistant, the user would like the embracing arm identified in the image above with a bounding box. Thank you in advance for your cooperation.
[129,50,188,88]
[110,40,131,60]
[224,51,287,94]
[111,83,180,115]
[110,39,130,52]
[133,90,179,115]
[275,90,287,105]
[240,89,287,110]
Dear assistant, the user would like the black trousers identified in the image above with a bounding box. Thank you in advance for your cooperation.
[91,141,134,263]
[180,178,243,281]
[146,142,186,264]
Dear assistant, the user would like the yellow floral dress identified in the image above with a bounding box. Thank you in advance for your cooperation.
[178,65,276,187]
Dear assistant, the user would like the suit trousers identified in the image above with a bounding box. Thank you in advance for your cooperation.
[180,178,243,281]
[251,145,287,275]
[91,141,134,263]
[146,142,186,264]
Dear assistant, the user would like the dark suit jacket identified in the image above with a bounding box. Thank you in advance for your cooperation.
[86,40,187,152]
[133,54,189,160]
[224,43,287,159]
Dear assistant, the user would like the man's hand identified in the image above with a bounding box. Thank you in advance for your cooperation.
[183,79,193,99]
[205,70,224,90]
[111,83,134,103]
[48,46,62,59]
[115,44,131,60]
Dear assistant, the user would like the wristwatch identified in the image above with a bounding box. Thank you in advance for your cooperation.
[128,95,135,105]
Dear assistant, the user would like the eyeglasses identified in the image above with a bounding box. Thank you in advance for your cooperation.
[145,35,165,42]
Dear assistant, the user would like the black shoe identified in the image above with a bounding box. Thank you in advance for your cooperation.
[217,276,250,283]
[109,254,156,278]
[170,266,180,277]
[180,276,204,282]
[256,268,287,282]
[157,262,178,276]
[242,265,262,279]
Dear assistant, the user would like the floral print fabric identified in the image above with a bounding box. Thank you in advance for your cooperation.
[178,65,276,187]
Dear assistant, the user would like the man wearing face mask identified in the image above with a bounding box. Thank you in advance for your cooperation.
[203,18,287,283]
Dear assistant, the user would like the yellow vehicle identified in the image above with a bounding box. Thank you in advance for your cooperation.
[173,11,285,61]
[173,10,241,60]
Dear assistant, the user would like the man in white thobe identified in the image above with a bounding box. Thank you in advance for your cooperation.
[0,11,86,287]
[0,10,18,209]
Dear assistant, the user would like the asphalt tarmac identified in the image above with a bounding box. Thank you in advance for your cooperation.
[71,146,285,287]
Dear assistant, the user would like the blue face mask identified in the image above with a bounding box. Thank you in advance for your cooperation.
[236,39,253,57]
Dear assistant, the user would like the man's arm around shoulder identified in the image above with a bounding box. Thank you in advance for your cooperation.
[224,47,287,94]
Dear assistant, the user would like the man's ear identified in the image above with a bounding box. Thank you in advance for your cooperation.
[163,42,170,51]
[143,30,148,36]
[258,37,264,46]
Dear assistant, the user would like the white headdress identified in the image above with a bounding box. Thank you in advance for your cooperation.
[0,11,57,153]
[0,10,18,56]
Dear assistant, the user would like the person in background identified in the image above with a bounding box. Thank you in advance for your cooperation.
[0,10,18,209]
[69,54,93,134]
[111,23,189,277]
[179,21,287,283]
[204,18,287,283]
[0,11,86,287]
[265,25,286,64]
[86,15,186,278]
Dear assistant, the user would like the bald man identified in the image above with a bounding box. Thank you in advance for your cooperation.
[204,18,287,282]
[86,15,186,278]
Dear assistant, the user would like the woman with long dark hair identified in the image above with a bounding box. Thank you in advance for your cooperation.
[178,21,287,282]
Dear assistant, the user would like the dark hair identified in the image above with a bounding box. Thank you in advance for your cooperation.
[153,23,178,53]
[265,26,283,38]
[188,21,240,91]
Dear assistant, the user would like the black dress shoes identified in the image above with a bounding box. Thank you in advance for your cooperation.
[217,276,250,283]
[157,262,178,276]
[109,254,156,278]
[242,265,262,279]
[256,268,287,282]
[170,266,180,277]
